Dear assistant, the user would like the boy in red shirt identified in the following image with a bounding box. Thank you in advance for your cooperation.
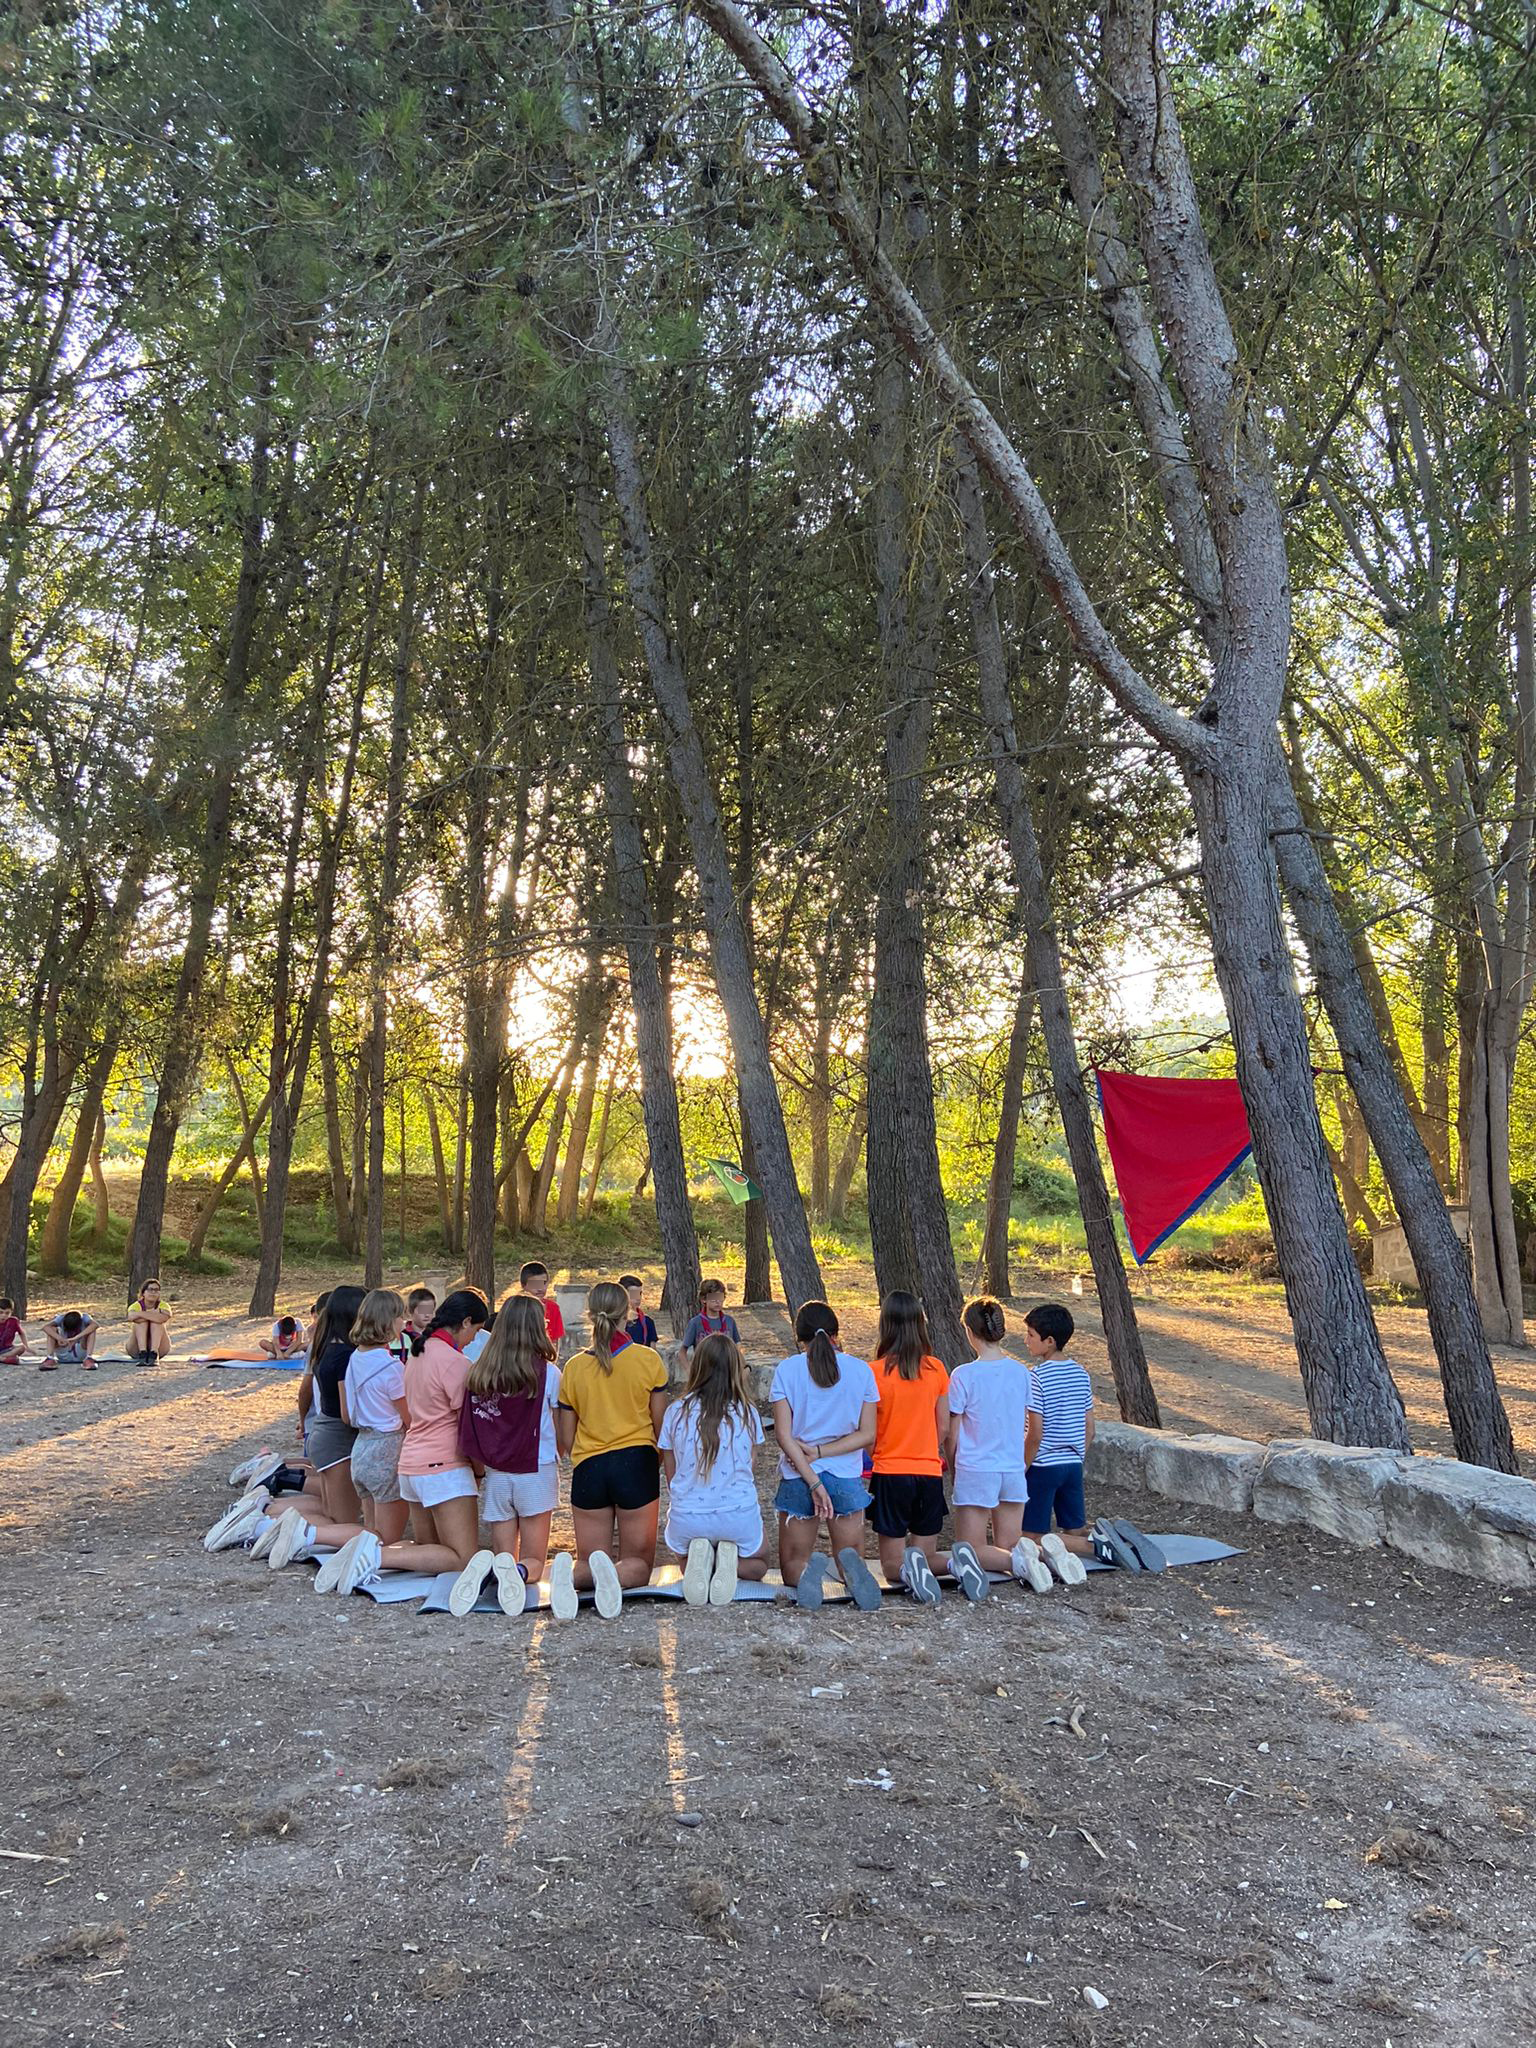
[0,1299,26,1364]
[519,1262,564,1349]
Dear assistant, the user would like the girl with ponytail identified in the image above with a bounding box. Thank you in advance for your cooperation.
[550,1279,668,1620]
[659,1334,770,1605]
[769,1301,881,1610]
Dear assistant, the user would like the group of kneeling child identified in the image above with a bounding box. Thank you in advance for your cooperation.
[206,1266,1149,1614]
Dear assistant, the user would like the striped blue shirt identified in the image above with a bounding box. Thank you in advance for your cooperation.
[1031,1353,1094,1467]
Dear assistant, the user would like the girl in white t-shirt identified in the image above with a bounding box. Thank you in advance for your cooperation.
[340,1290,410,1546]
[943,1296,1052,1592]
[769,1300,881,1610]
[659,1333,769,1606]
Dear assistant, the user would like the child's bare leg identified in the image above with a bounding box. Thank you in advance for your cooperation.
[611,1501,658,1588]
[830,1511,866,1577]
[776,1512,818,1587]
[379,1495,480,1576]
[571,1505,617,1587]
[877,1532,908,1585]
[735,1548,770,1581]
[1058,1525,1095,1558]
[513,1510,553,1581]
[320,1461,361,1525]
[952,1505,1015,1574]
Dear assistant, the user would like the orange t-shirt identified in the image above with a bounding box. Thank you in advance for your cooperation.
[871,1354,950,1475]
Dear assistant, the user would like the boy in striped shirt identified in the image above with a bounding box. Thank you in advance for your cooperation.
[1021,1303,1095,1554]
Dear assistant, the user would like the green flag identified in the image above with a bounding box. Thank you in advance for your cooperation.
[706,1158,763,1206]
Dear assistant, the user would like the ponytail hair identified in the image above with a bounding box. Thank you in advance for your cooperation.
[875,1290,929,1381]
[587,1280,630,1370]
[795,1298,841,1390]
[468,1292,553,1398]
[411,1285,490,1356]
[964,1295,1006,1345]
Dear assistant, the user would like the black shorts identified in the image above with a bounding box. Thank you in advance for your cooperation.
[570,1444,661,1513]
[869,1473,947,1540]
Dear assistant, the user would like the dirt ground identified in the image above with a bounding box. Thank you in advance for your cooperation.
[3,1258,1535,2048]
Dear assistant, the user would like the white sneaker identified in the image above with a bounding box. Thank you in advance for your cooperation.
[492,1553,529,1616]
[204,1494,266,1551]
[228,1447,277,1486]
[1010,1538,1055,1595]
[589,1549,623,1619]
[448,1548,494,1618]
[682,1538,714,1606]
[548,1551,578,1621]
[1039,1532,1088,1586]
[336,1531,383,1596]
[314,1531,365,1593]
[243,1461,284,1497]
[267,1511,317,1570]
[709,1541,739,1607]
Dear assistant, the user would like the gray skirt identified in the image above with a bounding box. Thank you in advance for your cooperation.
[307,1413,356,1472]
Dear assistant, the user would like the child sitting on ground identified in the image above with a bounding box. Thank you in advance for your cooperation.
[660,1332,770,1605]
[944,1296,1069,1593]
[680,1278,739,1369]
[130,1281,171,1368]
[0,1298,27,1364]
[868,1291,984,1604]
[619,1273,658,1347]
[44,1308,99,1370]
[260,1314,306,1361]
[450,1293,563,1615]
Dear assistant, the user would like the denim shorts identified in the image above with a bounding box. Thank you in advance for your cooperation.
[774,1469,872,1520]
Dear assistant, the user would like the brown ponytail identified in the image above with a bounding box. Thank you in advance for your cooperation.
[795,1299,842,1389]
[963,1295,1007,1344]
[587,1280,630,1371]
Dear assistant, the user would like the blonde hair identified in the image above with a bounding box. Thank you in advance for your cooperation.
[587,1280,631,1371]
[350,1288,406,1349]
[467,1293,554,1399]
[678,1334,754,1481]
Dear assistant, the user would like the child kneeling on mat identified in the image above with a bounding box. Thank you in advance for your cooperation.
[450,1293,563,1615]
[1020,1302,1096,1580]
[660,1333,770,1605]
[770,1300,881,1610]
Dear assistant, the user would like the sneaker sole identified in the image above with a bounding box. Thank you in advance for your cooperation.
[589,1551,623,1619]
[708,1541,739,1606]
[1111,1519,1167,1573]
[314,1534,362,1593]
[204,1499,264,1551]
[682,1539,713,1606]
[1040,1533,1088,1586]
[448,1549,494,1618]
[548,1555,578,1620]
[1012,1544,1055,1594]
[1094,1521,1142,1572]
[837,1547,883,1611]
[949,1542,990,1602]
[266,1513,313,1569]
[493,1555,529,1616]
[795,1556,831,1609]
[337,1535,382,1596]
[901,1550,942,1604]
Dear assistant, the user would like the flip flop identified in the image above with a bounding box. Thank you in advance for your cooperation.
[795,1553,834,1609]
[589,1549,623,1619]
[948,1540,991,1602]
[900,1546,942,1604]
[708,1541,739,1606]
[837,1547,883,1612]
[548,1553,578,1620]
[1110,1520,1167,1573]
[492,1554,529,1615]
[682,1538,714,1607]
[1010,1538,1055,1595]
[1039,1533,1088,1587]
[448,1548,494,1617]
[1093,1520,1142,1572]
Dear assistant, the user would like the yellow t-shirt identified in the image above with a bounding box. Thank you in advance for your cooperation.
[558,1339,667,1465]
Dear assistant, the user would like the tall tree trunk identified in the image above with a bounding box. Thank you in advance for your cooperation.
[527,1027,583,1238]
[128,372,272,1285]
[980,978,1035,1302]
[583,1070,616,1219]
[319,1009,356,1254]
[556,1002,607,1228]
[365,479,425,1287]
[1420,923,1454,1194]
[957,448,1161,1422]
[39,1036,120,1276]
[599,387,823,1314]
[576,464,702,1333]
[807,996,834,1220]
[830,1090,867,1220]
[226,1060,266,1244]
[426,1090,453,1242]
[89,1110,110,1247]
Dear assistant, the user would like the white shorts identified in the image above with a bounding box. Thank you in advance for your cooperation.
[664,1507,765,1556]
[399,1466,478,1508]
[952,1466,1028,1510]
[480,1463,559,1522]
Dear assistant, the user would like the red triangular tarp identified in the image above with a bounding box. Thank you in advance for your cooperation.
[1094,1069,1253,1264]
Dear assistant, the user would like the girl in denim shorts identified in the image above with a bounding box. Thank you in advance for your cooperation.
[769,1301,881,1610]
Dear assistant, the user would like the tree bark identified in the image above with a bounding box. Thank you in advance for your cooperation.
[39,1036,120,1276]
[425,1089,453,1242]
[599,386,823,1312]
[89,1109,110,1247]
[583,1069,616,1218]
[980,978,1035,1302]
[576,463,702,1333]
[319,1009,355,1254]
[830,1091,868,1220]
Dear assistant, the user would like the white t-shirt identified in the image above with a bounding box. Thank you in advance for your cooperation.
[534,1359,561,1465]
[947,1353,1041,1473]
[659,1399,763,1516]
[769,1351,880,1479]
[344,1344,406,1432]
